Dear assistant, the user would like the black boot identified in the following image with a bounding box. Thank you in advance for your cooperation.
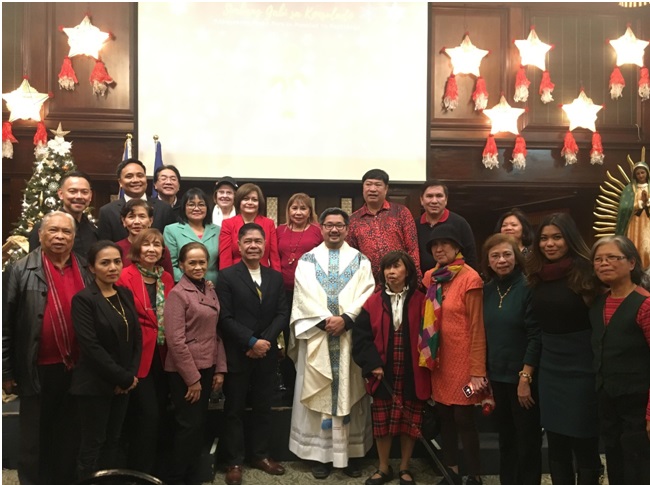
[549,461,575,485]
[576,468,601,485]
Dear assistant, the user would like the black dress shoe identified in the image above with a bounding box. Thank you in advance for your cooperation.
[365,465,394,485]
[311,462,333,479]
[343,460,363,478]
[399,469,416,485]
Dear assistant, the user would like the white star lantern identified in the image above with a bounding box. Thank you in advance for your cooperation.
[2,79,49,122]
[483,95,525,135]
[515,28,552,71]
[609,26,649,68]
[63,16,110,59]
[562,90,603,132]
[444,34,489,77]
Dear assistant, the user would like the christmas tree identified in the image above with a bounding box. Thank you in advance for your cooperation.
[3,123,78,267]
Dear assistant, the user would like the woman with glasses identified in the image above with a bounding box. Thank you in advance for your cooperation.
[527,213,601,484]
[164,188,220,286]
[590,236,650,485]
[218,183,280,270]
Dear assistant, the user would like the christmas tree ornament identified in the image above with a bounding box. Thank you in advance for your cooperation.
[2,78,49,122]
[539,71,555,104]
[609,25,649,68]
[90,60,114,96]
[561,90,603,132]
[609,67,626,99]
[639,67,650,101]
[482,134,499,169]
[443,73,459,111]
[58,57,79,91]
[515,27,552,71]
[590,132,605,165]
[33,122,48,147]
[3,122,18,159]
[443,33,489,77]
[561,131,579,166]
[472,77,488,111]
[62,15,110,59]
[511,135,527,170]
[483,95,525,135]
[514,66,531,103]
[50,123,71,138]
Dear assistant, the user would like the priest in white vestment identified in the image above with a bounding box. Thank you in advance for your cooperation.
[288,208,376,479]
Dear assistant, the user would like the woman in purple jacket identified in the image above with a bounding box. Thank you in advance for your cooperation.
[164,241,227,485]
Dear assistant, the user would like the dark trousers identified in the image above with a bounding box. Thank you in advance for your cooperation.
[491,380,542,485]
[18,364,78,485]
[546,430,600,474]
[223,355,276,465]
[76,393,130,479]
[279,290,296,394]
[598,390,650,485]
[167,366,215,484]
[436,402,481,476]
[125,346,169,474]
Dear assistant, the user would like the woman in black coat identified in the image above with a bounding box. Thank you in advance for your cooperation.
[71,240,142,479]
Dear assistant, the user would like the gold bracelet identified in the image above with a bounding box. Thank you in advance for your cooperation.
[518,371,532,384]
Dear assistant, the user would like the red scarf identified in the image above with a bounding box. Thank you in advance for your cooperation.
[42,253,86,369]
[538,257,572,282]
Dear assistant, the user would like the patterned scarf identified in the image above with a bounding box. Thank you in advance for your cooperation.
[137,263,166,345]
[42,253,86,370]
[418,252,465,370]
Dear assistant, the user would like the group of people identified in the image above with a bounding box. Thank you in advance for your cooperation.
[2,159,649,485]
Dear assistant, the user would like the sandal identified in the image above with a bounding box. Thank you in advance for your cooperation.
[399,469,416,485]
[365,465,394,485]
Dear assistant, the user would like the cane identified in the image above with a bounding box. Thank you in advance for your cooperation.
[378,377,456,484]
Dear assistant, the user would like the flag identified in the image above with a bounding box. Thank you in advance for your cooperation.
[118,134,133,198]
[150,138,163,198]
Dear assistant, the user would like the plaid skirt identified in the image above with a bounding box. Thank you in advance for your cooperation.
[371,325,424,439]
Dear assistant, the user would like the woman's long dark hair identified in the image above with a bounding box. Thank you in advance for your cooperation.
[526,212,596,298]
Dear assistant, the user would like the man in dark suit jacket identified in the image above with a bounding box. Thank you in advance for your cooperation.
[216,223,289,485]
[97,159,176,241]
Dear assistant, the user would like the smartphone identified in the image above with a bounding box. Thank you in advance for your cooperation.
[462,385,473,398]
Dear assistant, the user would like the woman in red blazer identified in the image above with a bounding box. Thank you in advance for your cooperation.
[116,228,174,474]
[218,183,280,270]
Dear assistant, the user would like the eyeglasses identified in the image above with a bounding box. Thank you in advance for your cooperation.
[593,255,627,265]
[322,223,347,230]
[187,203,207,209]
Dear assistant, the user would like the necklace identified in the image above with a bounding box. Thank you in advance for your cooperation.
[287,225,307,265]
[105,293,129,341]
[496,283,513,309]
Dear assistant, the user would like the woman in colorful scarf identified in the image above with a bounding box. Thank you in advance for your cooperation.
[526,213,601,484]
[352,251,431,485]
[164,242,227,484]
[419,224,486,485]
[590,235,650,485]
[482,233,542,485]
[116,228,174,474]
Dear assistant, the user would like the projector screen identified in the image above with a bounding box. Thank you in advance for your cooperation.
[138,2,427,182]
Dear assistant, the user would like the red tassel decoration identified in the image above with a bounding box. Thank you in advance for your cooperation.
[58,57,78,91]
[482,135,499,169]
[609,67,625,100]
[2,122,18,159]
[539,71,555,104]
[33,122,48,147]
[639,67,649,101]
[561,131,579,166]
[514,66,530,103]
[590,132,605,165]
[511,135,527,170]
[443,74,459,111]
[472,76,488,111]
[90,60,114,96]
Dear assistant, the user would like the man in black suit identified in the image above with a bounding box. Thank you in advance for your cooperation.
[97,158,176,241]
[216,223,289,485]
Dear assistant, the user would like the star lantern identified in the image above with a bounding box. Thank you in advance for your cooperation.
[441,33,488,112]
[561,90,604,166]
[515,27,552,71]
[514,66,531,103]
[2,78,49,122]
[481,95,525,169]
[2,122,18,159]
[609,26,649,100]
[640,67,649,101]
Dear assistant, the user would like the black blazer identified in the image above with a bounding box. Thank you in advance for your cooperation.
[216,261,289,372]
[97,197,176,242]
[70,283,142,396]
